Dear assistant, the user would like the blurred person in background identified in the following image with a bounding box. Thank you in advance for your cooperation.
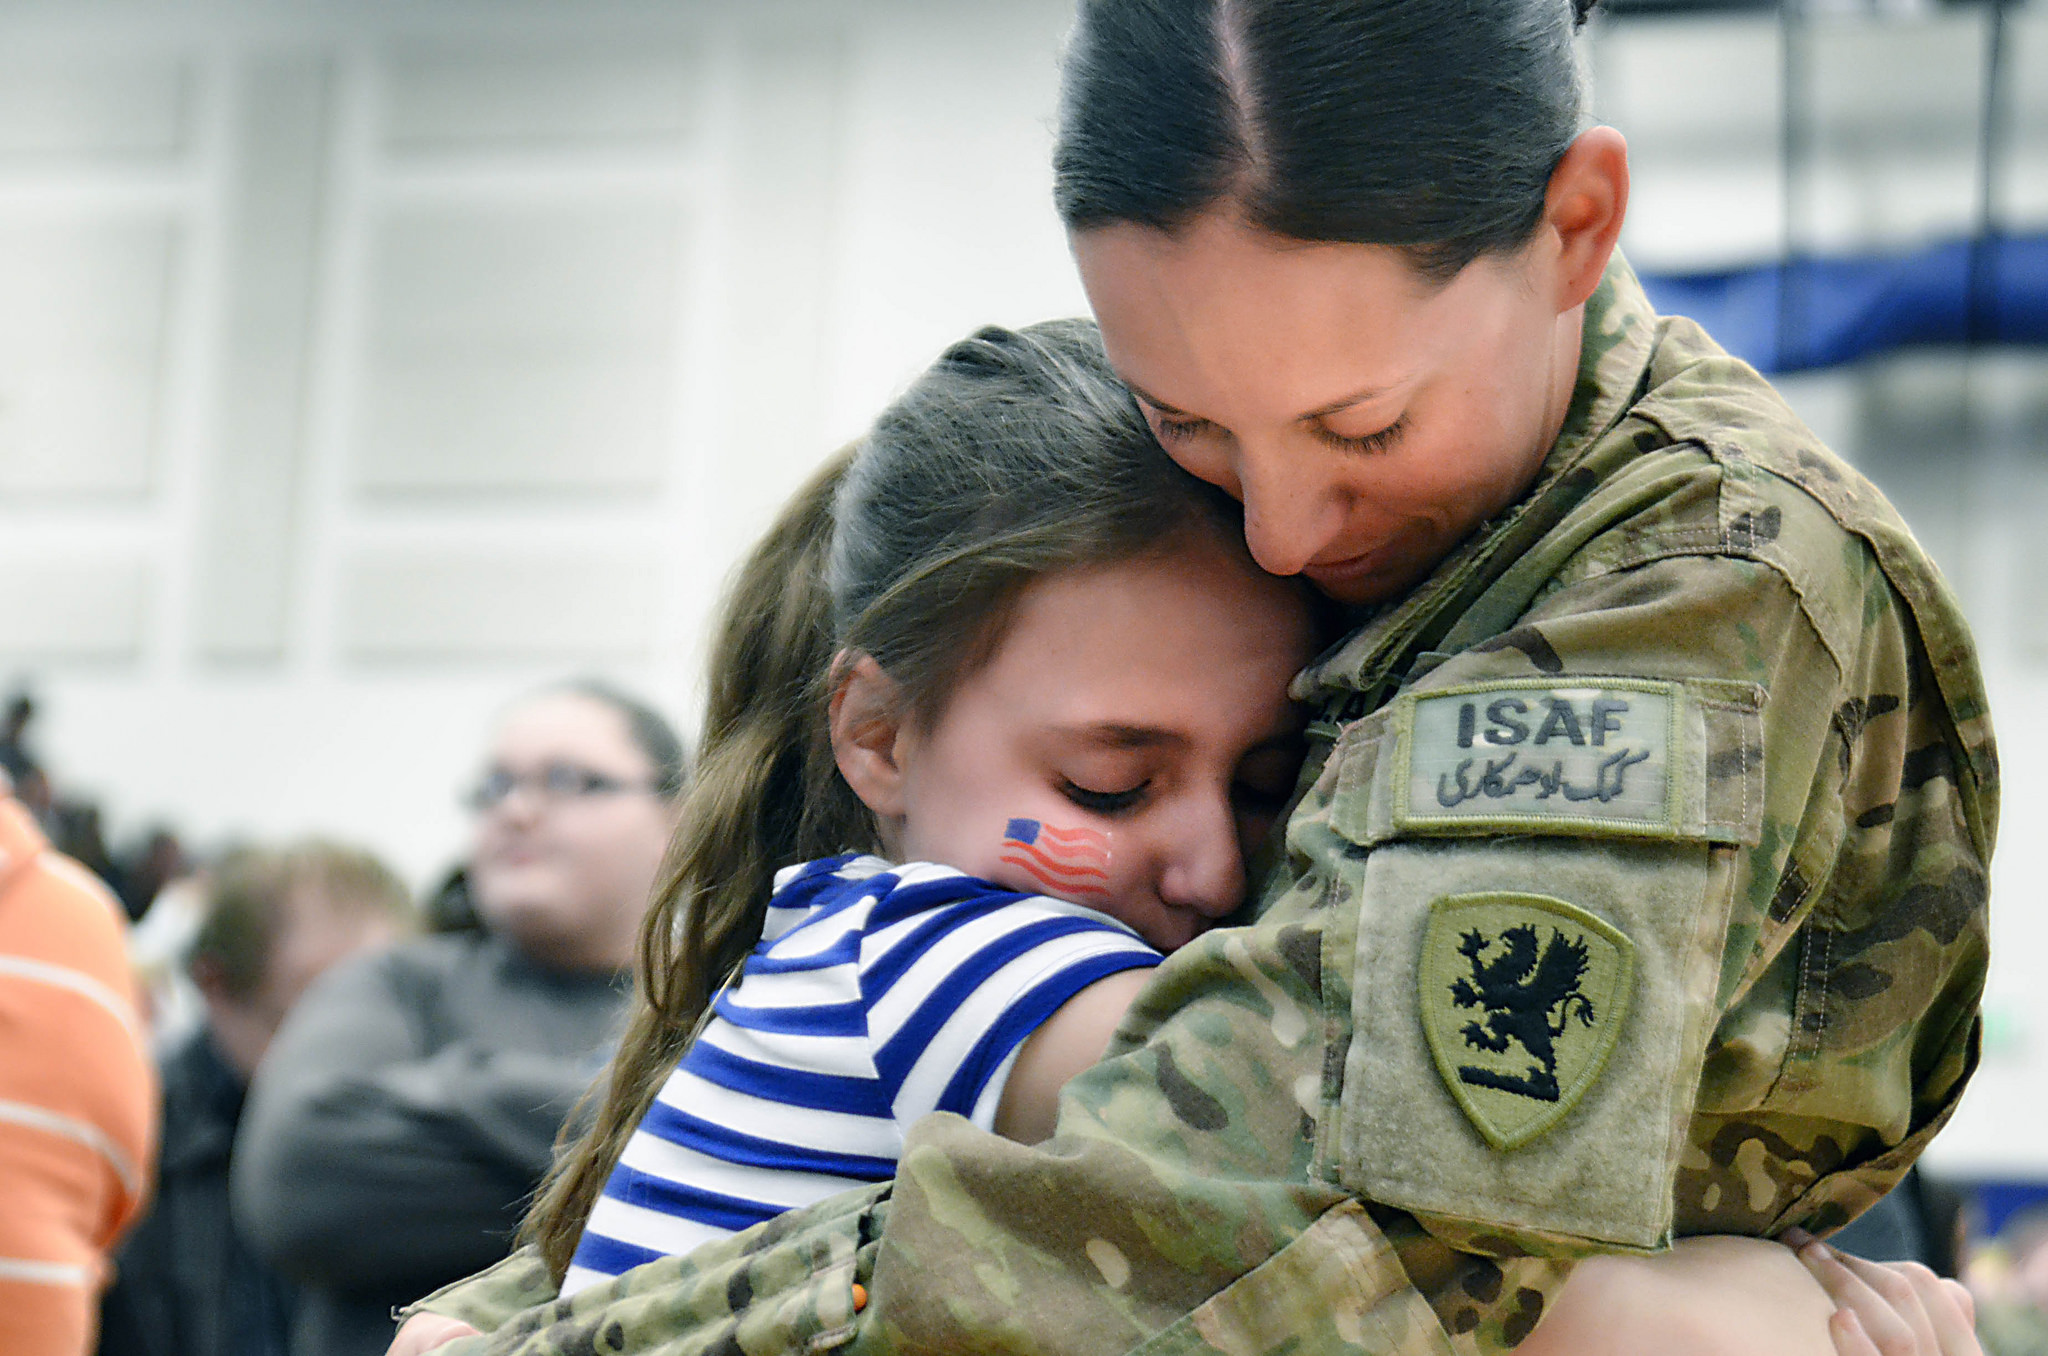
[127,865,213,1053]
[119,828,193,925]
[0,687,54,822]
[97,840,416,1356]
[0,686,188,914]
[419,864,482,937]
[1970,1206,2048,1356]
[0,769,155,1355]
[52,800,125,903]
[232,681,685,1356]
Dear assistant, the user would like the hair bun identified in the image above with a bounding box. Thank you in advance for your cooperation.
[1572,0,1601,29]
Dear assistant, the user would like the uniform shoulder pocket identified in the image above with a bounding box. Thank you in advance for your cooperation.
[1318,678,1759,1254]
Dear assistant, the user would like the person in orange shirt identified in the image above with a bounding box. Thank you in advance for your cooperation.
[0,778,156,1354]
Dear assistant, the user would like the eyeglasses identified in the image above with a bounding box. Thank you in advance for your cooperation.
[465,762,662,812]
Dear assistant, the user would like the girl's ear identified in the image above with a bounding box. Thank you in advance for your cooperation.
[829,653,911,825]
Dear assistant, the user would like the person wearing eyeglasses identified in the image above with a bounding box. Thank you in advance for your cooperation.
[230,681,686,1356]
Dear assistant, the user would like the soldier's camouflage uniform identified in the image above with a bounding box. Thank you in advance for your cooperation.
[406,257,1994,1355]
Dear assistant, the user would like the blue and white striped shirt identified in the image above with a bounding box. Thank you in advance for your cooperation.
[563,855,1160,1295]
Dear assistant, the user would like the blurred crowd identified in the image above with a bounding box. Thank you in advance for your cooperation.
[0,679,685,1356]
[0,691,192,928]
[1975,1207,2048,1355]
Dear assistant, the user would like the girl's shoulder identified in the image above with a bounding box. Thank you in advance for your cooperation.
[758,853,890,943]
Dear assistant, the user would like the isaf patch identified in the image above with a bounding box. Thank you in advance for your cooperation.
[1419,893,1635,1151]
[1396,680,1678,836]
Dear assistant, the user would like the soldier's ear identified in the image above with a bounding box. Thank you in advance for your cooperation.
[830,652,912,835]
[1537,125,1629,313]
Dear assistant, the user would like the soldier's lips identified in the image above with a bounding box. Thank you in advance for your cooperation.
[1302,521,1449,600]
[1302,545,1397,593]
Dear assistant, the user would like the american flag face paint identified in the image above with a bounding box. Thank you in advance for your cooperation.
[996,818,1112,901]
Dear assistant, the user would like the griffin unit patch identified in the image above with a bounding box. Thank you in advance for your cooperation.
[1419,892,1635,1151]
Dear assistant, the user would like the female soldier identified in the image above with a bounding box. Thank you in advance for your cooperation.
[398,1,1991,1352]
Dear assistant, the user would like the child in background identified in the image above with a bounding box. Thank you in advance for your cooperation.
[547,320,1317,1294]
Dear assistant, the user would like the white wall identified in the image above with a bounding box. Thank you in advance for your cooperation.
[0,0,1089,894]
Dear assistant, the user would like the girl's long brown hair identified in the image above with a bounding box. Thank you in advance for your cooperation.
[523,319,1249,1280]
[521,449,869,1276]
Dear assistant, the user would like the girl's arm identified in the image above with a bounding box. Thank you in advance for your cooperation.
[387,1247,559,1355]
[1519,1235,1982,1356]
[387,1314,482,1356]
[992,968,1153,1144]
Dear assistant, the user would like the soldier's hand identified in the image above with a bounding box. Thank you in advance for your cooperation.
[1783,1230,1981,1356]
[386,1313,484,1356]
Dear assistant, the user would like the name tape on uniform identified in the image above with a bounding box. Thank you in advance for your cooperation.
[1394,681,1680,837]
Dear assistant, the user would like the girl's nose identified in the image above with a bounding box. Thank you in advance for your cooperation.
[1156,797,1246,921]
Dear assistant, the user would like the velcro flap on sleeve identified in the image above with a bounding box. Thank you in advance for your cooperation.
[1332,677,1765,850]
[1335,836,1736,1251]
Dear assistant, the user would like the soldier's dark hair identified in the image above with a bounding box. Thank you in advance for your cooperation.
[522,319,1275,1282]
[1055,0,1600,280]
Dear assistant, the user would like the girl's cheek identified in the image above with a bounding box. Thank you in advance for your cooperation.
[984,815,1117,908]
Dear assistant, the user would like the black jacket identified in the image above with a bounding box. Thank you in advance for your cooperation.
[230,932,628,1356]
[97,1032,295,1356]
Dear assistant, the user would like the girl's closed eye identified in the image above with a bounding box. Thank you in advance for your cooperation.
[1150,414,1211,446]
[1059,778,1148,815]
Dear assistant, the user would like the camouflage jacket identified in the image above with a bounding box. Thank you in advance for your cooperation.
[409,257,1994,1355]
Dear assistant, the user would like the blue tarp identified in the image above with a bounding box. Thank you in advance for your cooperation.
[1972,1178,2048,1240]
[1638,233,2048,374]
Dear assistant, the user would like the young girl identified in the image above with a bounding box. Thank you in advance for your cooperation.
[532,318,1319,1295]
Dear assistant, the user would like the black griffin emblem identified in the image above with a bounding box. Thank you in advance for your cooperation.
[1449,924,1596,1103]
